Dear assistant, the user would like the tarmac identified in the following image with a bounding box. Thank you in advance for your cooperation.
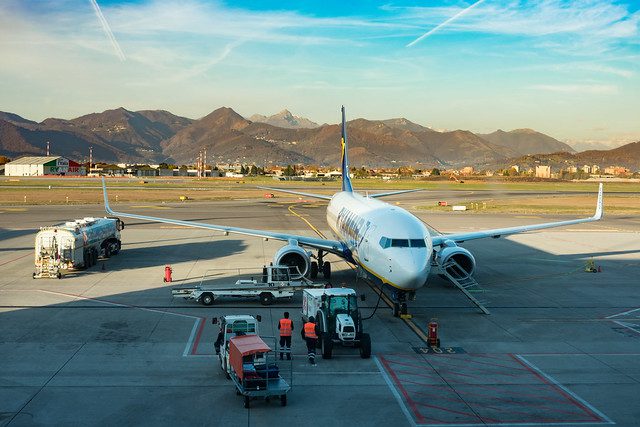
[1,190,639,426]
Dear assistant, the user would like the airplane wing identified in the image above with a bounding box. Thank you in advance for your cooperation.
[258,186,420,200]
[431,184,603,246]
[368,189,422,198]
[257,186,332,201]
[102,178,345,255]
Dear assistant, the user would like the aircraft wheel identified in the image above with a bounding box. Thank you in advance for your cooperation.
[322,261,331,279]
[392,302,400,318]
[280,394,287,406]
[310,262,318,280]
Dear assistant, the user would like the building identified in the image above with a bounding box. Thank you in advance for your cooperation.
[535,165,551,178]
[4,156,85,176]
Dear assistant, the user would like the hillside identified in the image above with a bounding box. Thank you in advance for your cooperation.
[249,109,319,129]
[3,106,632,169]
[505,141,640,171]
[479,129,575,156]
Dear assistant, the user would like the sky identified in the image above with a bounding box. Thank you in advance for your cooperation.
[1,0,639,147]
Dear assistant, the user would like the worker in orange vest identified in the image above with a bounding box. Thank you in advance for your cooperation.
[278,312,293,360]
[303,316,318,365]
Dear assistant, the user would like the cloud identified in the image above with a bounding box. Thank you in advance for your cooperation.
[531,83,618,94]
[398,0,639,52]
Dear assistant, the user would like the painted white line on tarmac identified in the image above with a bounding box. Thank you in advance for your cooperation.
[37,289,203,357]
[183,317,202,357]
[374,356,417,427]
[514,354,614,425]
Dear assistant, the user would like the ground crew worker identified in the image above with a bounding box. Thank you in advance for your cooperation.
[278,312,293,360]
[303,316,318,365]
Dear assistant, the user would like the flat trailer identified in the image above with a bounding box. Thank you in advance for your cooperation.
[172,265,327,306]
[228,335,292,408]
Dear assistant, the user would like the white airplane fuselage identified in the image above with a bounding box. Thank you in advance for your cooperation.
[326,191,433,291]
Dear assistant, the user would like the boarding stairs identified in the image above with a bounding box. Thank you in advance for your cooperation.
[439,259,490,315]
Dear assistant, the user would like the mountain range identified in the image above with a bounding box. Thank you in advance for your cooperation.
[1,107,636,169]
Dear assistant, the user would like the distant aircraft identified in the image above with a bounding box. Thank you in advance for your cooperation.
[102,107,603,315]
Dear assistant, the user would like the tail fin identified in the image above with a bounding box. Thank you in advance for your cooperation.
[340,106,353,192]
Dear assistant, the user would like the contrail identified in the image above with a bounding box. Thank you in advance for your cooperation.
[90,0,126,61]
[406,0,486,47]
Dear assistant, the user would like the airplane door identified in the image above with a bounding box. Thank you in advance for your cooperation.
[360,224,375,262]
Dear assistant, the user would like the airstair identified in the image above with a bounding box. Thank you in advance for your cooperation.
[439,259,490,315]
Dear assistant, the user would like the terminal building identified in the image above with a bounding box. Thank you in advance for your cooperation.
[4,156,85,176]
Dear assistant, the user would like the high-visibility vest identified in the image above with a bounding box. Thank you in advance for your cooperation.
[304,322,318,339]
[279,318,292,336]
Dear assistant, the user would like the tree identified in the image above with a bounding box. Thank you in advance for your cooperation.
[250,165,258,176]
[430,168,441,176]
[283,165,295,176]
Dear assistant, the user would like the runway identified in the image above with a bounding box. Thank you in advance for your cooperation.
[1,192,639,426]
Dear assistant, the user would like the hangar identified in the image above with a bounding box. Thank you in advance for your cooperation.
[4,156,85,176]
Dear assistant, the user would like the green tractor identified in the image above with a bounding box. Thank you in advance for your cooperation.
[301,288,371,359]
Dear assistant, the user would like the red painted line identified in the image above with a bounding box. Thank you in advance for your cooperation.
[383,358,434,371]
[510,354,603,422]
[428,354,531,373]
[379,355,426,424]
[413,400,480,421]
[190,317,207,355]
[0,252,31,267]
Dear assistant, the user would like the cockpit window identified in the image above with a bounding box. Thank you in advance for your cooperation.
[380,237,426,249]
[410,239,426,247]
[391,239,409,247]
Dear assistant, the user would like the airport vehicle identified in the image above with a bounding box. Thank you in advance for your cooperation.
[213,315,261,379]
[302,288,371,359]
[228,334,291,408]
[171,265,326,306]
[33,217,124,279]
[102,107,604,315]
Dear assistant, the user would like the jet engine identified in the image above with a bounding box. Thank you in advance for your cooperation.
[273,243,311,279]
[435,245,476,278]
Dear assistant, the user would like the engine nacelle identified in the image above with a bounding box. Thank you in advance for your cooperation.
[435,245,476,278]
[273,244,311,279]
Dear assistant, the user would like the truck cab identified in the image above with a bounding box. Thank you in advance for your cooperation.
[213,315,261,378]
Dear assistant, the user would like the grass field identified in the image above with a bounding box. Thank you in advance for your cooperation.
[1,176,638,215]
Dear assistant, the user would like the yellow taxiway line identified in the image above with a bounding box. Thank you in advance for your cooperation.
[287,203,431,345]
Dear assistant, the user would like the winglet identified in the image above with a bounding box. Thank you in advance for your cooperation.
[340,106,353,192]
[102,177,115,215]
[593,183,603,220]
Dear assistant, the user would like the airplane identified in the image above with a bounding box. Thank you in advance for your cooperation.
[101,106,604,316]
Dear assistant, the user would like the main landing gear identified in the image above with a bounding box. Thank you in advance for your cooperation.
[310,250,331,280]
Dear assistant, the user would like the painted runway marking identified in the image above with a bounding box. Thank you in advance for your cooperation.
[605,307,640,335]
[377,353,613,426]
[36,289,209,357]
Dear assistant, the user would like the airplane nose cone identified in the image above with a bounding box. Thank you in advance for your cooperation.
[395,251,430,290]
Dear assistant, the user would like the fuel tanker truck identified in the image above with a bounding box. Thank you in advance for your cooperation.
[33,217,124,279]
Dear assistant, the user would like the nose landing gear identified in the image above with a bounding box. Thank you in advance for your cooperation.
[391,290,415,318]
